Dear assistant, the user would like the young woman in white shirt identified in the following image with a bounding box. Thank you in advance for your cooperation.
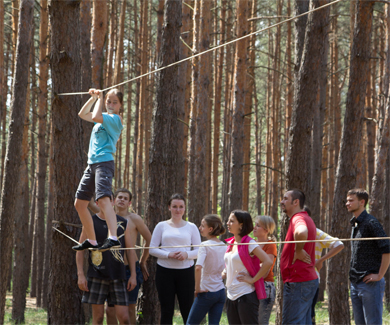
[224,210,272,325]
[149,193,202,325]
[186,215,227,325]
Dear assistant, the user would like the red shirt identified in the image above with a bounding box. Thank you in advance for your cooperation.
[280,211,318,283]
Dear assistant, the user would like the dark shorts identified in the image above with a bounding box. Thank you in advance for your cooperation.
[126,262,144,304]
[82,277,129,306]
[75,161,114,201]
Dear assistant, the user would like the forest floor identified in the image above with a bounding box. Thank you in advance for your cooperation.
[4,291,390,324]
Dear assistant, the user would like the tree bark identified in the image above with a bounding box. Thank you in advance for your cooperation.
[138,1,182,323]
[36,0,49,307]
[277,2,330,324]
[0,0,34,322]
[328,1,375,324]
[80,0,93,152]
[48,0,85,323]
[91,0,107,88]
[11,50,32,324]
[229,0,249,212]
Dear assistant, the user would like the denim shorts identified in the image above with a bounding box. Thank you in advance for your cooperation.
[75,161,114,201]
[126,262,144,304]
[82,277,128,306]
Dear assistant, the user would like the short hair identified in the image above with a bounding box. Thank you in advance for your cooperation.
[303,205,311,216]
[168,193,186,206]
[255,215,276,240]
[114,188,132,202]
[231,210,253,237]
[105,88,123,105]
[289,189,305,209]
[203,214,226,236]
[347,188,369,207]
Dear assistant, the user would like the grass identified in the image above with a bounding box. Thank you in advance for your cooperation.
[5,291,390,325]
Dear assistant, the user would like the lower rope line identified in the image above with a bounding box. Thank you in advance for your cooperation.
[53,227,80,245]
[53,226,390,251]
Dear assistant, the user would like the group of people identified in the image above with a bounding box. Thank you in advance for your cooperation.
[72,90,390,325]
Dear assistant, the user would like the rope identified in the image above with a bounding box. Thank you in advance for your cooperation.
[52,226,390,251]
[58,0,342,96]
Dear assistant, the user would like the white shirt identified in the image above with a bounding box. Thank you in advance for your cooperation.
[224,239,258,301]
[196,239,226,292]
[149,220,201,269]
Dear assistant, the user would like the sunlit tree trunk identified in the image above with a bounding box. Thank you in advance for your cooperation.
[0,0,34,322]
[328,1,375,323]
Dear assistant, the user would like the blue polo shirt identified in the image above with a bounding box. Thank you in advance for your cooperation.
[87,113,123,164]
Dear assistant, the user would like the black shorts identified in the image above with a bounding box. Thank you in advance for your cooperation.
[75,161,114,201]
[82,277,129,306]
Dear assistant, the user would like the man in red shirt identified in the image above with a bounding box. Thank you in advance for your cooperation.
[280,189,318,324]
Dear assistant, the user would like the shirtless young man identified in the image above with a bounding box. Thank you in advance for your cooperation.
[106,188,152,325]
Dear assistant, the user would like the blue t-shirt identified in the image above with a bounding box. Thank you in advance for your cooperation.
[87,113,123,164]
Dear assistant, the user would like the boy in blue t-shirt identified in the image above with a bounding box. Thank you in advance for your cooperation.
[73,88,124,252]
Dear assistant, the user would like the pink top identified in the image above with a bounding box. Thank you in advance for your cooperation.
[226,236,266,299]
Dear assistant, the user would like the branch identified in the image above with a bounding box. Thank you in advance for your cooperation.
[242,163,285,175]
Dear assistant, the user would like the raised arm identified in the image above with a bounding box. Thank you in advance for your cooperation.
[78,89,98,123]
[91,90,104,124]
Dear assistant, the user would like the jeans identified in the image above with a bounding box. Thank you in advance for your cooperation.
[226,291,259,325]
[282,278,319,325]
[350,278,385,325]
[258,281,276,325]
[186,288,225,325]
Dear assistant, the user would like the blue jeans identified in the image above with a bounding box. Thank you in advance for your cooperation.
[259,281,276,325]
[186,288,225,325]
[282,278,318,325]
[350,278,385,325]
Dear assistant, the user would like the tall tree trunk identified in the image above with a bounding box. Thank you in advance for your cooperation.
[176,1,191,196]
[36,0,49,307]
[190,0,211,224]
[91,0,107,88]
[136,0,149,215]
[80,0,93,152]
[328,1,375,324]
[48,0,85,323]
[11,50,31,324]
[42,120,54,309]
[138,1,182,323]
[277,2,330,324]
[0,0,34,322]
[229,0,249,211]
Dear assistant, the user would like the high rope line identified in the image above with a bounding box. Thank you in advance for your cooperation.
[53,227,390,251]
[58,0,343,96]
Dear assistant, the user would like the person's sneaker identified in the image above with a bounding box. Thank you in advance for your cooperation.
[72,239,98,251]
[96,238,121,252]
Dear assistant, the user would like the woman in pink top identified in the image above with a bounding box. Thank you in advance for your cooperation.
[224,210,272,324]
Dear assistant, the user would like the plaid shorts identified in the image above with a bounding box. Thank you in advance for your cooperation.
[82,277,128,306]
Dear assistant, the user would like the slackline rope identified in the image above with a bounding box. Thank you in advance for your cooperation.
[53,226,390,251]
[58,0,342,96]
